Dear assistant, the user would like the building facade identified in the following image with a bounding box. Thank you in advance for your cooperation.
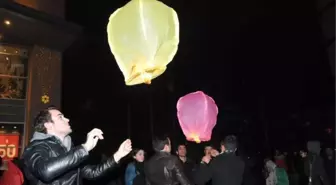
[0,0,80,160]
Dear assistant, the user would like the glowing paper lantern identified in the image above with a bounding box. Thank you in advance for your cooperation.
[107,0,179,85]
[177,91,218,143]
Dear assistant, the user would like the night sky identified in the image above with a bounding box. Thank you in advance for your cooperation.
[61,0,335,155]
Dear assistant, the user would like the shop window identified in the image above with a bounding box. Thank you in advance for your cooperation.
[0,44,29,100]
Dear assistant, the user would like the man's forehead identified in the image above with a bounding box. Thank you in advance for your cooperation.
[178,145,186,149]
[49,109,63,116]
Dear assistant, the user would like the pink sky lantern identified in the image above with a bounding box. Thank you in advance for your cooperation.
[177,91,218,143]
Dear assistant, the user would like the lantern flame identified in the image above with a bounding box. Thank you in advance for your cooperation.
[141,72,152,84]
[190,133,201,143]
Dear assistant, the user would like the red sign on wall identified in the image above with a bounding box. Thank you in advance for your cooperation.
[0,134,20,160]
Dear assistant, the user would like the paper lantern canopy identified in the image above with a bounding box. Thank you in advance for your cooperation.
[107,0,179,86]
[177,91,218,143]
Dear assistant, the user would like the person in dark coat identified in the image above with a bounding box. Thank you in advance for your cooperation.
[304,141,330,185]
[145,136,191,185]
[176,144,196,184]
[323,148,335,185]
[21,107,132,185]
[194,135,245,185]
[125,149,146,185]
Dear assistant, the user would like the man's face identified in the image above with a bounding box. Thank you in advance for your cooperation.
[46,109,71,136]
[177,145,187,157]
[204,146,212,156]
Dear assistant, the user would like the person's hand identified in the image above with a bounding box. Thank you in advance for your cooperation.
[113,139,132,162]
[82,128,104,152]
[201,155,211,164]
[210,149,219,157]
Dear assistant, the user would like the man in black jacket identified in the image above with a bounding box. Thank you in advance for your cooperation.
[22,107,132,185]
[176,144,196,184]
[304,141,330,185]
[194,135,245,185]
[145,136,191,185]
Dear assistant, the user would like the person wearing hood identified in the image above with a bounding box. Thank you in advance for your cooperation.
[304,141,330,185]
[21,106,132,185]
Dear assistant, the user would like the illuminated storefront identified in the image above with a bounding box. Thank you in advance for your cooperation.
[0,0,80,159]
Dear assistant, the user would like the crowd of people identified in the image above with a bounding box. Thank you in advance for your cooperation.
[0,107,334,185]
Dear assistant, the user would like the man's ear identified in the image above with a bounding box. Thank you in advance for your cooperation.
[44,122,52,130]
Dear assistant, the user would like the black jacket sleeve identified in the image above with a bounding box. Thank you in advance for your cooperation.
[194,162,212,184]
[23,145,89,182]
[81,156,119,180]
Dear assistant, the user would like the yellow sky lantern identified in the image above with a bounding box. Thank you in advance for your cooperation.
[107,0,179,85]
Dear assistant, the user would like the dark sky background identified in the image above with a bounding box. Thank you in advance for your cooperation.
[61,0,335,155]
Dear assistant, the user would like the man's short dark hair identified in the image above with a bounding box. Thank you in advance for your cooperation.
[152,136,170,152]
[33,106,58,133]
[176,144,186,152]
[220,135,237,152]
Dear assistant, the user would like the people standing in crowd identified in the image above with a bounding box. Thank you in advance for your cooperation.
[125,149,146,185]
[194,135,245,185]
[21,107,132,185]
[304,141,330,185]
[176,144,196,184]
[264,159,289,185]
[145,136,191,185]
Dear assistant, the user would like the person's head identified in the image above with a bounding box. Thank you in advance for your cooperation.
[176,144,187,157]
[34,107,71,137]
[131,149,145,162]
[325,148,334,157]
[152,136,171,153]
[204,146,213,156]
[220,135,237,153]
[307,140,321,155]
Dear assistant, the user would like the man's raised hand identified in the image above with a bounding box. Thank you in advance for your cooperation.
[82,128,104,152]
